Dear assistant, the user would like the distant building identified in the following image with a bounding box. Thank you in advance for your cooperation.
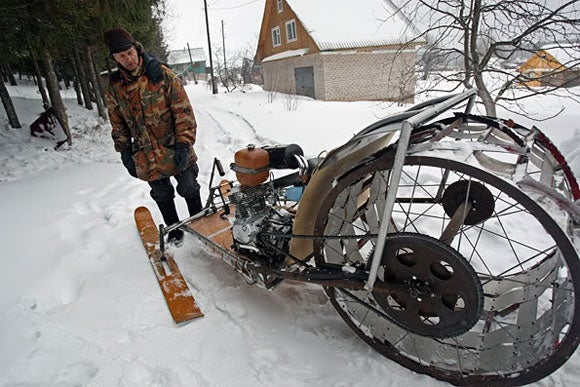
[167,48,207,82]
[517,44,580,88]
[255,0,424,102]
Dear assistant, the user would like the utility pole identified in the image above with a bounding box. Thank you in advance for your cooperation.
[186,43,198,84]
[221,20,228,87]
[203,0,218,94]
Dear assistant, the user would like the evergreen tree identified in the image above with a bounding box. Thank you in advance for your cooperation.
[0,0,169,136]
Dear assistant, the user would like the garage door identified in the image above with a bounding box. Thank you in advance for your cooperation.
[294,66,315,99]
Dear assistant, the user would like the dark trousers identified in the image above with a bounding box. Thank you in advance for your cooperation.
[148,163,201,202]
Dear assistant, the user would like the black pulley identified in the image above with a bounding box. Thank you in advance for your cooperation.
[442,180,494,225]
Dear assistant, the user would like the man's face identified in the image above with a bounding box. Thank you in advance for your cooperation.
[112,46,140,72]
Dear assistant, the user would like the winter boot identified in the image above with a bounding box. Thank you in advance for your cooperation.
[156,199,184,247]
[185,193,203,217]
[167,229,184,247]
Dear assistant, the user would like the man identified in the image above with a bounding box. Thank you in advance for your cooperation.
[103,27,202,246]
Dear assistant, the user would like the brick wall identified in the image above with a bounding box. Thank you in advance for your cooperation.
[321,50,415,102]
[262,54,325,98]
[262,49,416,102]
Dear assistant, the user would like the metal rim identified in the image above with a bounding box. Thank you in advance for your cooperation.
[314,155,580,386]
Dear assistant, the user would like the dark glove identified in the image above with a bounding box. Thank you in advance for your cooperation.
[120,149,138,178]
[175,142,190,172]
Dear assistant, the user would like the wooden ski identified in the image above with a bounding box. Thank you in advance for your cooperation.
[134,206,203,323]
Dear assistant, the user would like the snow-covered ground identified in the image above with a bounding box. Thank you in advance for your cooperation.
[1,81,579,386]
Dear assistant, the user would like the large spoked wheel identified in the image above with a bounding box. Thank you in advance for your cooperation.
[313,154,580,386]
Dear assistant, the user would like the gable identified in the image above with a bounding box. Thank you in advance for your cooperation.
[256,0,319,62]
[518,44,580,73]
[518,50,565,73]
[256,0,422,63]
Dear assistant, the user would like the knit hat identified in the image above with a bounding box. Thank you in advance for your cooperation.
[103,27,135,54]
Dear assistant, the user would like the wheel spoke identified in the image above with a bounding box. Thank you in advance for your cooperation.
[313,154,579,385]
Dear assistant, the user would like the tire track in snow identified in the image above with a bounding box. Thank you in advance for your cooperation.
[192,104,276,192]
[195,105,272,156]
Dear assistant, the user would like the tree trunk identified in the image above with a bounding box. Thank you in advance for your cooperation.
[41,47,72,146]
[81,50,97,103]
[474,73,496,117]
[90,48,107,110]
[0,65,7,83]
[84,46,107,120]
[74,47,93,110]
[70,52,84,106]
[0,78,21,128]
[30,49,50,110]
[5,63,17,86]
[61,64,70,89]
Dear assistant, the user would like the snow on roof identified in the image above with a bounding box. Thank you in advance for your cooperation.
[286,0,421,50]
[262,48,310,62]
[167,48,206,65]
[541,44,580,68]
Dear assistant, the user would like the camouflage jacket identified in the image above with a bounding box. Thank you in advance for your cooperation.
[106,52,198,182]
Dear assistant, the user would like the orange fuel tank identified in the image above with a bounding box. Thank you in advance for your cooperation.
[232,144,270,187]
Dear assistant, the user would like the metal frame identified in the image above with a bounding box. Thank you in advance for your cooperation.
[365,89,478,291]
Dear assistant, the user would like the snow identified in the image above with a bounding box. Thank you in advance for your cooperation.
[1,80,580,386]
[167,48,207,66]
[286,0,422,50]
[261,48,310,63]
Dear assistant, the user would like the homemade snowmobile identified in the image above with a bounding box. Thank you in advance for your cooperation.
[137,89,580,386]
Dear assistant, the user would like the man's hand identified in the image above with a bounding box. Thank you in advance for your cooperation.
[175,143,190,172]
[120,149,138,178]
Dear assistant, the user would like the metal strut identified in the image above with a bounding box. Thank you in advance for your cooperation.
[365,89,478,292]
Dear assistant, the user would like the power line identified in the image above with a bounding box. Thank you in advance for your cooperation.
[209,0,259,11]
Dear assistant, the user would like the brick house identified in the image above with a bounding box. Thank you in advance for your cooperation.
[517,44,580,88]
[256,0,423,102]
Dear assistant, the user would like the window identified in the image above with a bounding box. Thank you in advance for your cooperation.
[286,19,297,42]
[272,26,281,47]
[277,0,283,13]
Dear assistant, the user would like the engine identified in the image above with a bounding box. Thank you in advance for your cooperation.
[228,143,305,265]
[229,184,293,264]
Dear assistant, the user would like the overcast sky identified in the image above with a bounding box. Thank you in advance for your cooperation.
[162,0,266,58]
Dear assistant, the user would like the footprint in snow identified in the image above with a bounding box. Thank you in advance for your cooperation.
[50,361,99,385]
[120,363,182,386]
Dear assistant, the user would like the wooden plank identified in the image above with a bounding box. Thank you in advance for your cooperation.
[188,209,236,253]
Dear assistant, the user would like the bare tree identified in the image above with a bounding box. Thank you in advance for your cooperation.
[283,93,299,111]
[213,44,241,92]
[394,0,580,116]
[212,39,260,93]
